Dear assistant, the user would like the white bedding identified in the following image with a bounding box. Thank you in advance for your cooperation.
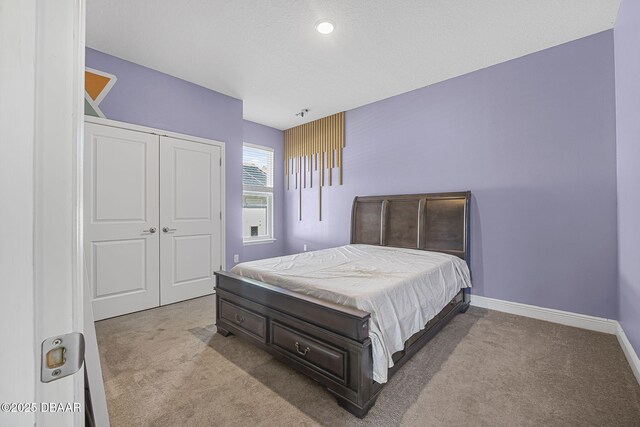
[230,244,471,383]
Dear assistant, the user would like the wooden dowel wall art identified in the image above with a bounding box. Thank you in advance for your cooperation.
[284,111,345,220]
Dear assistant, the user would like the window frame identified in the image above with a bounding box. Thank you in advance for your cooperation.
[242,143,275,244]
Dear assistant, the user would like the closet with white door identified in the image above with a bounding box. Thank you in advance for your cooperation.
[84,120,224,320]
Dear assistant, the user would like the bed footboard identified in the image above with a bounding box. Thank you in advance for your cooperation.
[215,271,376,415]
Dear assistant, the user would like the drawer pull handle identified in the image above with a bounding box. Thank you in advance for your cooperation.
[234,314,245,323]
[295,342,310,356]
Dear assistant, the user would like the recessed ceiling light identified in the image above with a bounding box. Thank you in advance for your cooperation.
[315,20,335,35]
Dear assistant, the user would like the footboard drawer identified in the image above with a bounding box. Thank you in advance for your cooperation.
[271,321,347,383]
[220,299,267,342]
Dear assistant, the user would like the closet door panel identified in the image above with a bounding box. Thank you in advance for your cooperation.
[84,123,160,320]
[160,136,222,305]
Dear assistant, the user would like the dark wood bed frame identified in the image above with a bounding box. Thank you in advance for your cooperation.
[214,192,471,417]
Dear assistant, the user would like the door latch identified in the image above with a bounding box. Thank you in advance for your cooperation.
[41,332,85,383]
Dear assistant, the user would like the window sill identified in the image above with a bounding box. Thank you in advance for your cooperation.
[243,238,277,246]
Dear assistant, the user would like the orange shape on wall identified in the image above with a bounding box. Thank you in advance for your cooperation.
[85,71,112,101]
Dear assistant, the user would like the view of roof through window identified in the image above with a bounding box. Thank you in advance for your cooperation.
[243,145,273,187]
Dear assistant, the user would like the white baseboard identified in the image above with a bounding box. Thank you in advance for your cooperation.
[469,294,640,385]
[470,295,618,334]
[616,323,640,385]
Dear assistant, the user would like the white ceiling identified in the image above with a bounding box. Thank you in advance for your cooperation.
[86,0,621,130]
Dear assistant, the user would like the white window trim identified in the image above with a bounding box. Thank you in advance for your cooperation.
[244,141,274,153]
[243,238,277,246]
[243,143,274,244]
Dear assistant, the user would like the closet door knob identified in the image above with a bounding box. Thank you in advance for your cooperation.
[143,227,157,234]
[162,227,177,233]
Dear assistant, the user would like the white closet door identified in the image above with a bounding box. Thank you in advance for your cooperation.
[159,136,222,305]
[84,123,160,320]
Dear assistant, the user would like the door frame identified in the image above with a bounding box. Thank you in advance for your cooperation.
[34,0,87,425]
[84,116,227,274]
[1,0,86,426]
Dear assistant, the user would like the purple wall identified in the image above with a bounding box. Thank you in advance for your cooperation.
[284,31,618,318]
[242,120,286,262]
[86,48,285,268]
[615,0,640,356]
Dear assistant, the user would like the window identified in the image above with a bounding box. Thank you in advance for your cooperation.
[243,143,274,243]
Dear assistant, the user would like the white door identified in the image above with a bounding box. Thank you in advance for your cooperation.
[84,123,160,320]
[159,136,222,305]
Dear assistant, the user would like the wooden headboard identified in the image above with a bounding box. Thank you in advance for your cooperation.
[350,192,470,262]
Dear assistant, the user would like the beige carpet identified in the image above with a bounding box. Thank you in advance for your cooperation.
[95,296,640,426]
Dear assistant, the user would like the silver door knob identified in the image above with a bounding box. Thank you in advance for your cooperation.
[143,227,157,234]
[162,227,177,233]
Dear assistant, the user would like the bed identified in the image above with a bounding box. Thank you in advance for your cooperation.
[214,192,471,417]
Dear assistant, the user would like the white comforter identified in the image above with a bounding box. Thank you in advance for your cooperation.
[230,244,471,383]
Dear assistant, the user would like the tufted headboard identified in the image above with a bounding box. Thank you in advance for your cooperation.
[350,192,470,262]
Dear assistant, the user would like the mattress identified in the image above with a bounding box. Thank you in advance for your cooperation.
[230,244,472,383]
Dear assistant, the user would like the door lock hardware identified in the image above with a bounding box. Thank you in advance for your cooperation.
[41,332,85,383]
[162,227,177,233]
[143,227,157,234]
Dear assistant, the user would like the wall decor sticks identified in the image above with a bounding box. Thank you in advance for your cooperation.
[284,112,345,220]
